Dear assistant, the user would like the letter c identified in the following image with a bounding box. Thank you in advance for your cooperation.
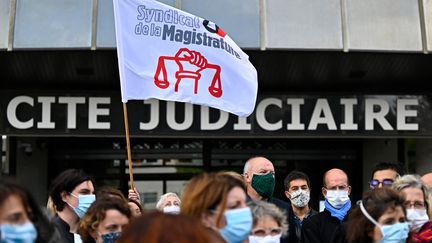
[7,96,34,129]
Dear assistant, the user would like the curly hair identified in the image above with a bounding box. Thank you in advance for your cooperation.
[78,197,132,243]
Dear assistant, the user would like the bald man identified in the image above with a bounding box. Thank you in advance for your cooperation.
[243,156,291,243]
[421,172,432,187]
[301,168,352,243]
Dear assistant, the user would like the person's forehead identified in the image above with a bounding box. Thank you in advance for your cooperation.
[226,186,246,202]
[289,179,308,187]
[379,206,404,220]
[250,158,274,172]
[402,187,424,201]
[100,209,129,226]
[325,171,348,186]
[373,169,398,180]
[165,196,179,202]
[74,180,94,192]
[254,215,279,228]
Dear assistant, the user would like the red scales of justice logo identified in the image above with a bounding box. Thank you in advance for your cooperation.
[154,48,223,98]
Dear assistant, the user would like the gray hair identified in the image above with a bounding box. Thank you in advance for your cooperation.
[156,192,181,210]
[392,174,431,211]
[248,200,288,237]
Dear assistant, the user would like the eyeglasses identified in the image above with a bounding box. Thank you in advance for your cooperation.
[369,179,394,189]
[251,227,282,237]
[404,201,426,210]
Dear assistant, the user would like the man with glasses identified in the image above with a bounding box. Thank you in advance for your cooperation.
[301,168,351,243]
[369,162,404,189]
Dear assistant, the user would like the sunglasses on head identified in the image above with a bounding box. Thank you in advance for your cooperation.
[369,179,394,188]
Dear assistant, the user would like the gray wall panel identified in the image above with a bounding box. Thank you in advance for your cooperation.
[425,0,432,52]
[97,0,116,48]
[347,0,423,52]
[182,0,260,48]
[266,0,343,50]
[0,0,10,50]
[14,0,93,49]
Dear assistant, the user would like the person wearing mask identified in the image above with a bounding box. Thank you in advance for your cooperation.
[284,171,317,243]
[369,162,404,189]
[0,178,60,243]
[78,197,131,243]
[181,171,253,243]
[392,174,432,241]
[242,157,291,213]
[248,200,288,243]
[301,168,352,243]
[156,192,181,214]
[346,187,409,243]
[49,169,96,243]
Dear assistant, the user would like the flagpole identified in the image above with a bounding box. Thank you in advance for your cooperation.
[122,102,135,190]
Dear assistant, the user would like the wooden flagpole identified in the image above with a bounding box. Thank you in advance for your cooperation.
[122,102,135,190]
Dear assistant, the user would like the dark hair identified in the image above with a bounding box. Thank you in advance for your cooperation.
[96,186,127,202]
[371,162,405,179]
[284,170,311,190]
[128,199,144,214]
[118,211,222,243]
[49,169,93,211]
[78,197,132,243]
[0,178,57,243]
[346,187,406,243]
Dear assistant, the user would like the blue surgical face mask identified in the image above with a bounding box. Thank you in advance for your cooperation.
[379,223,409,243]
[0,222,38,243]
[68,193,96,218]
[220,207,253,243]
[99,231,121,243]
[359,201,409,243]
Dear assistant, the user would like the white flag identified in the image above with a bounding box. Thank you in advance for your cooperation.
[113,0,258,117]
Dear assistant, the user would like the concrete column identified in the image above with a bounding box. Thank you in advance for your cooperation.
[362,139,398,192]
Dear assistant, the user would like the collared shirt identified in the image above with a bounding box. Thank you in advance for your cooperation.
[293,209,314,241]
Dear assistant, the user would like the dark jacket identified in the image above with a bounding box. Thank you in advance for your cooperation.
[287,206,318,243]
[301,209,348,243]
[52,214,75,243]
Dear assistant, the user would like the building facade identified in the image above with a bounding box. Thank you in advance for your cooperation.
[1,0,432,208]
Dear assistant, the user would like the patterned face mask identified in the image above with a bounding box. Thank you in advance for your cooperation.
[289,189,310,208]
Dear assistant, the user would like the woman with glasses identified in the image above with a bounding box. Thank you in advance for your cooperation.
[181,171,253,243]
[392,174,432,242]
[248,200,288,243]
[346,187,409,243]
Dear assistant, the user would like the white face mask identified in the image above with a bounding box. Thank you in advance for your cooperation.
[163,205,180,214]
[406,208,429,232]
[249,234,282,243]
[289,189,310,208]
[325,190,349,209]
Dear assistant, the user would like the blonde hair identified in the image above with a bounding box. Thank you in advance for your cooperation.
[392,174,431,214]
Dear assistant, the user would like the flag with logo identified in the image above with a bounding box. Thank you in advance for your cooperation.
[113,0,258,117]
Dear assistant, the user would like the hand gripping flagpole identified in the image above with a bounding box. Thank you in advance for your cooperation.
[122,103,135,190]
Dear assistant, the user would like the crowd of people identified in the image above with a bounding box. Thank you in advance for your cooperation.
[0,156,432,243]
